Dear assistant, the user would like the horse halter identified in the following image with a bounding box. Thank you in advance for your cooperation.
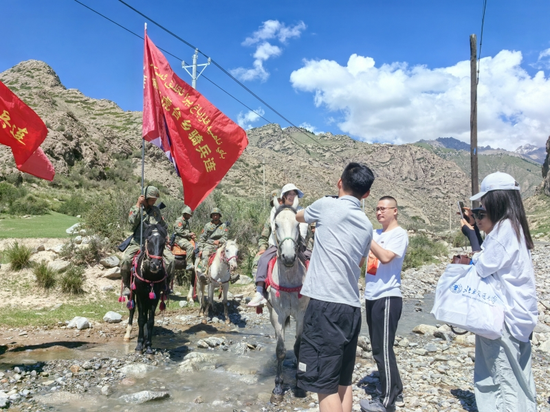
[144,230,164,261]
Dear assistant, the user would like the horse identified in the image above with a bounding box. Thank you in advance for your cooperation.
[122,223,170,354]
[267,199,309,403]
[197,239,239,324]
[171,239,196,303]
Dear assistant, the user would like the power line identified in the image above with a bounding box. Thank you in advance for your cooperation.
[476,0,488,85]
[116,0,321,146]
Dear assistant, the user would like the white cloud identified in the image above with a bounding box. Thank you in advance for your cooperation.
[237,107,265,130]
[232,20,306,82]
[533,48,550,70]
[290,51,550,150]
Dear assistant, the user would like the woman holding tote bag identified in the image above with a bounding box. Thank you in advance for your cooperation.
[464,172,537,412]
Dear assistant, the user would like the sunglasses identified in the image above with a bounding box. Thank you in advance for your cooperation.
[473,213,487,220]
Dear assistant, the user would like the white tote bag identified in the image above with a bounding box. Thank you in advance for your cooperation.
[431,264,504,340]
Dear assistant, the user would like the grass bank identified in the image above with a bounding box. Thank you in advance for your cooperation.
[0,212,79,238]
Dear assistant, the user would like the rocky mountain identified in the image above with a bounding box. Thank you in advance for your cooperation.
[515,144,547,164]
[541,137,550,197]
[0,60,540,230]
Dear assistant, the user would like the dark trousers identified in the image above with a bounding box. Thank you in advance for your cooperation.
[365,297,403,409]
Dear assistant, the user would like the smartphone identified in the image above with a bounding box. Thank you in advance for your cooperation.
[457,201,465,219]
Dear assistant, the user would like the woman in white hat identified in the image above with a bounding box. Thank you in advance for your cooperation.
[248,183,307,307]
[463,172,537,411]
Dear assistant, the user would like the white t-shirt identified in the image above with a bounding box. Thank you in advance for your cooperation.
[472,219,538,342]
[364,226,408,300]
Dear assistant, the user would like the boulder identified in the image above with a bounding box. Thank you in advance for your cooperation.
[67,316,90,330]
[103,311,122,323]
[102,267,121,280]
[100,256,120,269]
[119,391,170,404]
[48,260,70,272]
[66,223,81,234]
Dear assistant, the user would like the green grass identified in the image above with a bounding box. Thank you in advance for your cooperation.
[0,298,122,327]
[0,212,79,238]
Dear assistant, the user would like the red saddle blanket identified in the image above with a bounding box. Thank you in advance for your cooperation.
[265,257,309,298]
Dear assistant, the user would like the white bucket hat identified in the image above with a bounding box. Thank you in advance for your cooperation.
[470,172,520,201]
[280,183,304,199]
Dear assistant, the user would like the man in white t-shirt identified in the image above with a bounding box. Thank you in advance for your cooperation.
[360,196,409,412]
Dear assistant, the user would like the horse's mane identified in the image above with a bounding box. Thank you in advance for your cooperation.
[143,223,167,240]
[274,204,296,219]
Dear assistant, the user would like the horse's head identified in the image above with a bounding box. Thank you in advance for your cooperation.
[273,206,300,267]
[223,239,239,272]
[142,223,167,274]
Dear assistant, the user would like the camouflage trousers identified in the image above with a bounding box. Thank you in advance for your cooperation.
[197,244,220,275]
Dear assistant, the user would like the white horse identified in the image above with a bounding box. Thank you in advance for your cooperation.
[198,239,239,324]
[267,199,309,403]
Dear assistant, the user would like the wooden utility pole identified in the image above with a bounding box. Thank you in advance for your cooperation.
[470,34,479,206]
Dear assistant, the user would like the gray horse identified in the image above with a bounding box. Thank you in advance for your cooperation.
[267,198,310,403]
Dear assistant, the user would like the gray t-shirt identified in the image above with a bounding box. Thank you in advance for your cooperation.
[301,195,373,308]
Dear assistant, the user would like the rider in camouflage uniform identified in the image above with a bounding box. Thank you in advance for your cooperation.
[173,205,196,271]
[120,186,174,296]
[196,207,228,284]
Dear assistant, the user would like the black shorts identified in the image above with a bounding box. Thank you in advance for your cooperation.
[297,298,362,394]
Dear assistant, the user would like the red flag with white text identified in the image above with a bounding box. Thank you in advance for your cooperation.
[0,80,55,181]
[143,31,248,210]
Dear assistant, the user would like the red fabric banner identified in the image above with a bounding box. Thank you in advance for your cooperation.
[0,80,55,181]
[143,31,248,210]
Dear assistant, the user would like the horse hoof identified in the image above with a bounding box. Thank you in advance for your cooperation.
[293,387,307,398]
[145,347,154,355]
[123,335,131,342]
[270,393,284,404]
[201,319,208,325]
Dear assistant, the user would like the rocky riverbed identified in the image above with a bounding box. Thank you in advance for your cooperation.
[1,243,550,411]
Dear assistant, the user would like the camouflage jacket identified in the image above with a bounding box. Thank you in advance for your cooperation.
[257,216,271,251]
[128,205,167,245]
[173,217,193,241]
[198,221,228,250]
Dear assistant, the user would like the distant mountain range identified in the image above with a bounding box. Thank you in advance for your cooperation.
[417,137,546,165]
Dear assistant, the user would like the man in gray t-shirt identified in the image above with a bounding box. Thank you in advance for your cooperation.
[296,162,374,412]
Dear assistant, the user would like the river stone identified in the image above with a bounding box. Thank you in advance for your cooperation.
[67,317,90,330]
[538,339,550,354]
[0,395,8,408]
[534,322,550,333]
[74,236,83,245]
[100,256,120,269]
[102,267,121,280]
[235,275,253,285]
[179,300,188,308]
[103,311,122,323]
[48,260,71,272]
[119,390,170,404]
[178,352,217,373]
[120,363,156,378]
[66,223,81,234]
[412,324,437,336]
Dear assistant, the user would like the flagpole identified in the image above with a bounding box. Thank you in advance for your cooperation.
[140,23,147,250]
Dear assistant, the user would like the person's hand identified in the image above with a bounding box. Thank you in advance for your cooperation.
[213,240,220,246]
[368,250,376,259]
[461,218,474,231]
[191,233,196,240]
[463,207,475,226]
[257,249,265,256]
[136,195,146,208]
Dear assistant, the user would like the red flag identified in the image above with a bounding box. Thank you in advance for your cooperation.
[0,80,55,181]
[143,31,248,210]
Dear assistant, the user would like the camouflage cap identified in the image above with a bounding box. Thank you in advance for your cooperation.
[182,205,193,216]
[210,207,222,218]
[144,186,160,199]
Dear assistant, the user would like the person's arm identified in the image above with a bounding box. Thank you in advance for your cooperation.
[369,239,397,264]
[461,219,481,252]
[296,209,306,223]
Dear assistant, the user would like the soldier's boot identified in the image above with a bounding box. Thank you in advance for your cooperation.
[121,266,131,297]
[185,244,195,271]
[197,259,208,285]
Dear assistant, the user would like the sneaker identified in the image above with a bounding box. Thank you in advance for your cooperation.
[360,399,395,412]
[247,291,267,307]
[395,394,404,407]
[122,287,131,297]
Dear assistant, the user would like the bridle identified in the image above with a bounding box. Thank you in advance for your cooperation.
[273,207,300,257]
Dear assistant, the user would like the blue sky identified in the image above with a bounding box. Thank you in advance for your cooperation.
[2,0,550,150]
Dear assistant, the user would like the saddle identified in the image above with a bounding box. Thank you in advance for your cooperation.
[171,244,187,257]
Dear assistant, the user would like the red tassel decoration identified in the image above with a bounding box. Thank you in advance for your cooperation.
[127,300,134,309]
[149,291,156,300]
[131,282,136,290]
[159,301,166,311]
[118,296,126,303]
[256,306,263,315]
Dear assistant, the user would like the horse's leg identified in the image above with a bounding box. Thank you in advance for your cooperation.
[223,282,230,324]
[198,278,206,317]
[135,296,145,353]
[124,306,135,341]
[144,299,157,354]
[206,280,214,319]
[270,308,288,403]
[187,269,194,302]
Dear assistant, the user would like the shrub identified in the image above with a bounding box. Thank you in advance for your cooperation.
[9,194,50,215]
[73,237,103,266]
[83,192,132,242]
[34,261,57,289]
[403,234,448,270]
[5,242,32,271]
[0,182,27,212]
[57,194,90,216]
[60,266,85,294]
